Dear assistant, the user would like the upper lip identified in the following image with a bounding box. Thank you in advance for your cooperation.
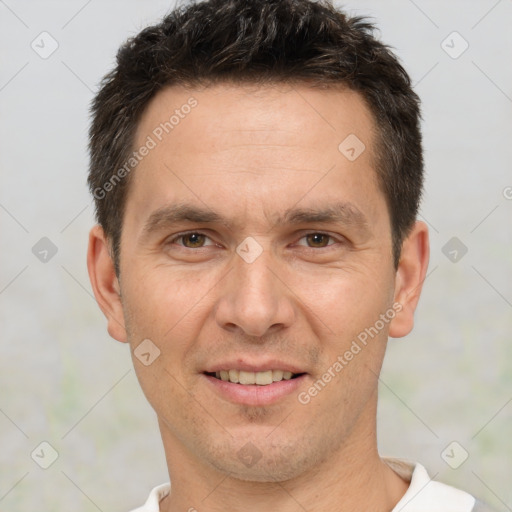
[204,359,306,374]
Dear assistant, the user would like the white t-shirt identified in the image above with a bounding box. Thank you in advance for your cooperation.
[129,458,491,512]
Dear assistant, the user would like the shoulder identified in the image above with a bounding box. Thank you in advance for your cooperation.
[128,483,170,512]
[472,499,500,512]
[384,458,498,512]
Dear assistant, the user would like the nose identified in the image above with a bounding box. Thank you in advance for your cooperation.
[214,247,296,339]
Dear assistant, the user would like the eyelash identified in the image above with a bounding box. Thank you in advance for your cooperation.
[167,231,343,250]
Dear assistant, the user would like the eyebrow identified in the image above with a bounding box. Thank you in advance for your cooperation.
[139,200,370,242]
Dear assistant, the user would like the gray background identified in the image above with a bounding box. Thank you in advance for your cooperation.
[1,0,511,511]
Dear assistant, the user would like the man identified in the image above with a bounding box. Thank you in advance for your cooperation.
[86,0,495,510]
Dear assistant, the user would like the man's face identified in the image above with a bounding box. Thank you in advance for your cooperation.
[111,83,402,480]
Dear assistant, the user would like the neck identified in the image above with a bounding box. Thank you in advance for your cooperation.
[158,394,409,512]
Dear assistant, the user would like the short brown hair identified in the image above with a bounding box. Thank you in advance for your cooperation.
[88,0,423,276]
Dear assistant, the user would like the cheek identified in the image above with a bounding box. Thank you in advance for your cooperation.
[123,265,201,322]
[121,248,394,356]
[304,269,393,400]
[303,266,392,335]
[121,266,217,367]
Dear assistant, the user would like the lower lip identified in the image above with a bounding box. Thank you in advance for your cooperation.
[203,373,307,406]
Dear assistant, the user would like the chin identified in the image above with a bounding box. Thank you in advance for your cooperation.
[204,437,321,483]
[210,456,307,483]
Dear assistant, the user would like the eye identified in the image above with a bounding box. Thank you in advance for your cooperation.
[296,232,338,249]
[167,231,342,251]
[169,232,215,248]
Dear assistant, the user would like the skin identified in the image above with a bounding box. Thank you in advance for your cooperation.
[88,82,429,512]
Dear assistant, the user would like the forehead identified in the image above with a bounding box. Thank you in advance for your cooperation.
[134,81,376,150]
[123,82,386,238]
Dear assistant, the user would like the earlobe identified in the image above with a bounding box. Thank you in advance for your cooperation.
[87,224,128,343]
[388,221,430,339]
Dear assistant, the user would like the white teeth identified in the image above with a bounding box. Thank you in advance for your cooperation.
[255,370,273,385]
[212,369,298,385]
[272,370,284,382]
[228,369,239,383]
[239,370,256,385]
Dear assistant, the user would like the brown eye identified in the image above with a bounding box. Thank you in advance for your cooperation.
[304,233,333,248]
[177,233,209,248]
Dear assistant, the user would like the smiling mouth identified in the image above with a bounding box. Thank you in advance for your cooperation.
[205,370,306,386]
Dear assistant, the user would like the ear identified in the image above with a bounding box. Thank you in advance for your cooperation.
[87,224,127,343]
[388,221,430,338]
